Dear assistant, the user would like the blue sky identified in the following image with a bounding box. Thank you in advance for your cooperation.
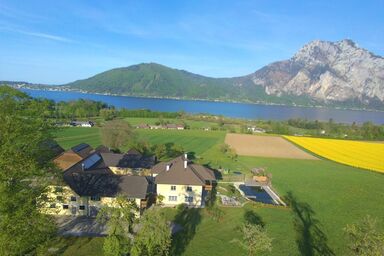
[0,0,383,84]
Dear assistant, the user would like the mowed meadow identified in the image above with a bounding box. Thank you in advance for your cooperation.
[285,135,384,173]
[52,122,384,256]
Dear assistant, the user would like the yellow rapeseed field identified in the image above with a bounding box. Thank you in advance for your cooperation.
[284,136,384,173]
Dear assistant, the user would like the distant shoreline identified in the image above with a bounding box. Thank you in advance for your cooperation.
[16,86,384,113]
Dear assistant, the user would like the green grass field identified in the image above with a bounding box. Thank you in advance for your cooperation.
[124,117,220,130]
[52,127,384,255]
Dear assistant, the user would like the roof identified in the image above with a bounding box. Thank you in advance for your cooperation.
[154,156,215,186]
[100,153,155,169]
[53,143,94,171]
[64,173,149,199]
[126,148,142,156]
[71,143,93,158]
[95,145,112,153]
[54,152,83,171]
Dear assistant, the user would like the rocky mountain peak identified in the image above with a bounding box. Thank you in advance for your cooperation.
[251,39,384,105]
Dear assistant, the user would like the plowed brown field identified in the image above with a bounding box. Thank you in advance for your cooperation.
[225,133,317,159]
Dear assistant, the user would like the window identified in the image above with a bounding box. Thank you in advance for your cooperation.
[79,205,85,210]
[185,196,193,203]
[56,196,63,201]
[171,186,176,191]
[49,203,56,208]
[63,204,69,209]
[90,196,101,201]
[168,196,177,202]
[186,186,192,192]
[70,196,77,202]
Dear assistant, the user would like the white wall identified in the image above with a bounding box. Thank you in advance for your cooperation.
[157,184,203,207]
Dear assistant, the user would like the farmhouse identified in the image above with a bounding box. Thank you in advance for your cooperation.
[70,120,94,127]
[43,144,155,217]
[43,143,216,218]
[153,154,216,207]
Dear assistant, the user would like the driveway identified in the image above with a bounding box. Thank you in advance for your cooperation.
[55,216,107,237]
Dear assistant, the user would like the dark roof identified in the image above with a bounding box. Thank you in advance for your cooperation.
[154,156,215,185]
[71,143,93,158]
[100,153,155,169]
[64,173,149,199]
[95,145,112,153]
[126,148,142,156]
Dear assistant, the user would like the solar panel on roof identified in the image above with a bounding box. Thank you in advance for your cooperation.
[82,154,101,170]
[72,143,89,153]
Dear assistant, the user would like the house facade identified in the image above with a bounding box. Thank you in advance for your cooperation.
[43,144,154,217]
[153,154,215,208]
[43,143,216,218]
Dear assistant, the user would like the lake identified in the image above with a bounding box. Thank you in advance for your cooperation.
[21,89,384,124]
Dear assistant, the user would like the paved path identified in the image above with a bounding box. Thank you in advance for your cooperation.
[56,216,107,237]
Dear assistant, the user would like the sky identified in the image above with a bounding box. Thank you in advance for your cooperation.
[0,0,383,84]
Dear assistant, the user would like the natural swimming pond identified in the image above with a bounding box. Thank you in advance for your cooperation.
[238,184,277,205]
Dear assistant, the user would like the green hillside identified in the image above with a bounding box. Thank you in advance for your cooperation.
[64,63,315,106]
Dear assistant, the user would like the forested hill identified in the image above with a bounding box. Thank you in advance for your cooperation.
[63,63,313,106]
[63,39,384,110]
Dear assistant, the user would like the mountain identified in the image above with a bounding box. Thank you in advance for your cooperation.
[248,39,384,109]
[45,40,384,109]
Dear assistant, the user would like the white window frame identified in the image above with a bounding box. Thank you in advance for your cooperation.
[170,185,176,191]
[168,196,177,201]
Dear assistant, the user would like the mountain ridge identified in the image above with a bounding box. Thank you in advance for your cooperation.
[4,39,384,110]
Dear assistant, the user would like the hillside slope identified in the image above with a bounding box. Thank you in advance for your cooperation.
[58,40,384,109]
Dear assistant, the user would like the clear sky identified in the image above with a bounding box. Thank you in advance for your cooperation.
[0,0,383,84]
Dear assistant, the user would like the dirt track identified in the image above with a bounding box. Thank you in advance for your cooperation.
[225,134,317,160]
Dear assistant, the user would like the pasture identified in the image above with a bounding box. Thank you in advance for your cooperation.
[225,133,317,159]
[285,135,384,173]
[51,127,384,256]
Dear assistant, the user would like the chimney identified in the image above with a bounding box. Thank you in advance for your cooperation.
[184,153,188,160]
[81,163,85,171]
[166,164,170,171]
[184,160,187,169]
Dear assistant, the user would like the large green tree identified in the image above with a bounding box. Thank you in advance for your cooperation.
[344,215,384,256]
[131,208,172,256]
[101,119,136,150]
[97,196,138,256]
[234,223,273,256]
[0,86,57,255]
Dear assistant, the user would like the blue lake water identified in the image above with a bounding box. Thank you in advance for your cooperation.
[21,89,384,124]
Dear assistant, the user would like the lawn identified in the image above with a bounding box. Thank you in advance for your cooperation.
[124,117,219,130]
[54,127,226,156]
[137,129,226,155]
[51,127,384,256]
[54,127,101,150]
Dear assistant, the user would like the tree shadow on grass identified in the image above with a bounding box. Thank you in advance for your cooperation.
[286,192,334,256]
[171,205,202,256]
[243,210,265,227]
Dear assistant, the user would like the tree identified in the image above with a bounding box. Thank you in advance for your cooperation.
[234,223,273,256]
[153,144,167,159]
[100,108,117,121]
[344,215,384,256]
[97,196,138,256]
[131,208,172,256]
[101,120,136,150]
[0,86,57,255]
